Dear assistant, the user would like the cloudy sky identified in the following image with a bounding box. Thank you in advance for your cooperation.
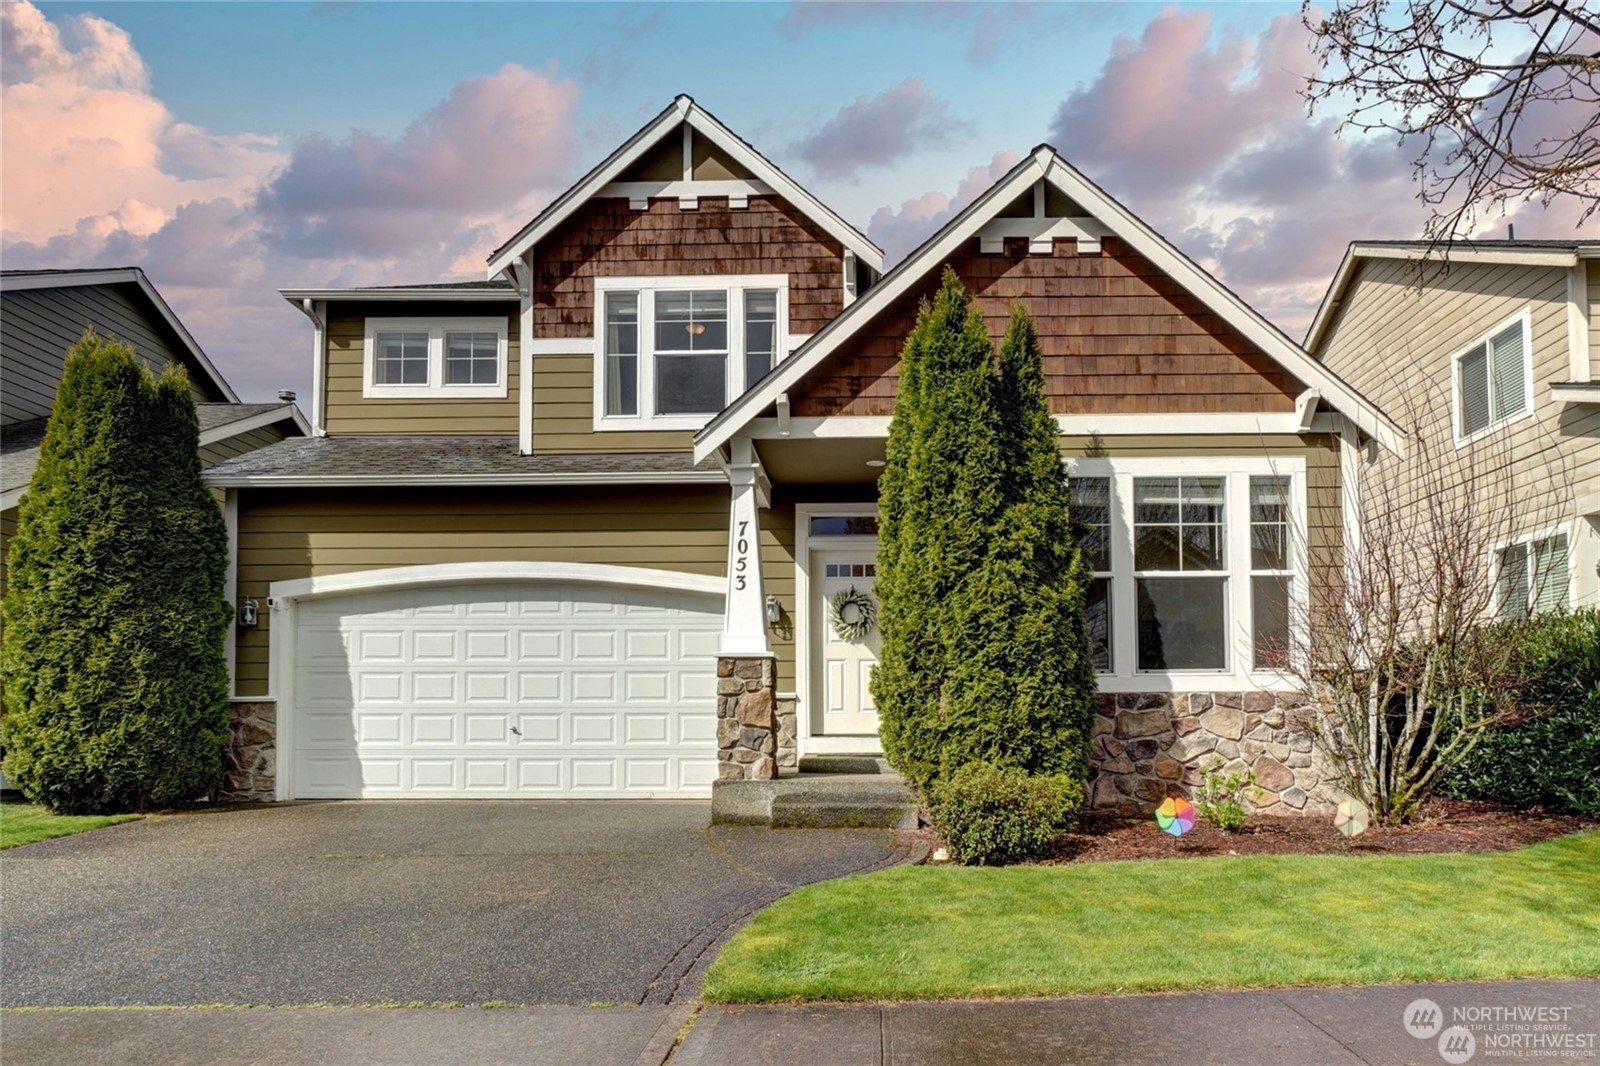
[2,1,1588,403]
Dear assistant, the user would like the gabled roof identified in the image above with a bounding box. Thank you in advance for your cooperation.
[694,146,1404,462]
[1304,239,1600,355]
[1,267,240,403]
[484,95,883,278]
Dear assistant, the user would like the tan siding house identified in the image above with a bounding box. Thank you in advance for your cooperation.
[1307,242,1600,616]
[205,98,1397,815]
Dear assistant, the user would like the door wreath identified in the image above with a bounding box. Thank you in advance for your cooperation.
[827,586,877,641]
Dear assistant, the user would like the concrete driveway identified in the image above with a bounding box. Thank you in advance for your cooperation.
[0,801,918,1008]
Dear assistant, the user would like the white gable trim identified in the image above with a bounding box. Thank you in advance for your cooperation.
[694,148,1403,463]
[485,96,882,278]
[199,404,311,446]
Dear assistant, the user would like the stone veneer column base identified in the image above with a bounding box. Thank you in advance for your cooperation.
[219,699,277,802]
[1088,692,1342,817]
[716,656,778,782]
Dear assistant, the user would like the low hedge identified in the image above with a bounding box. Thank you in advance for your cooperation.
[1441,610,1600,814]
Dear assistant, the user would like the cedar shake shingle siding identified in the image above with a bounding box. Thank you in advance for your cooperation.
[533,196,846,338]
[793,238,1305,418]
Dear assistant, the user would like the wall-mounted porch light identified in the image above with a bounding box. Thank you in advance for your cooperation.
[238,597,259,629]
[765,595,781,626]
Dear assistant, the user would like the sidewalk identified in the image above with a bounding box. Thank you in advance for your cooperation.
[677,980,1600,1065]
[3,980,1595,1065]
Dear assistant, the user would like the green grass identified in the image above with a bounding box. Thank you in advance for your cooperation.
[0,799,139,849]
[704,830,1600,1002]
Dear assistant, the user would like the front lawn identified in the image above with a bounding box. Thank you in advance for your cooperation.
[0,799,139,849]
[704,830,1600,1002]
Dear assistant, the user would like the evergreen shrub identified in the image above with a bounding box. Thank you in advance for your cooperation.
[928,762,1082,865]
[1,330,231,814]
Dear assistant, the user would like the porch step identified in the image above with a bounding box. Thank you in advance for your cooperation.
[711,772,918,829]
[796,754,894,776]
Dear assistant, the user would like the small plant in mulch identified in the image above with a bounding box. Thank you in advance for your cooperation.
[1194,759,1261,832]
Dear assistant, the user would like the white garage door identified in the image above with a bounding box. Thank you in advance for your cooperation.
[290,581,723,798]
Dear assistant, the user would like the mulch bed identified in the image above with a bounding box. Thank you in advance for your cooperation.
[1034,799,1595,863]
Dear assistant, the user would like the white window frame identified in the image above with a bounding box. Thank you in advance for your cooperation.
[1490,523,1574,618]
[362,317,508,399]
[593,274,788,432]
[1450,308,1534,446]
[1066,455,1308,693]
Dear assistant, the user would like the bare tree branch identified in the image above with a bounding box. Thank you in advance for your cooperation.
[1303,0,1599,250]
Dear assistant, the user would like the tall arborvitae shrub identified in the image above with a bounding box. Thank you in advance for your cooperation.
[874,275,1096,803]
[874,269,1004,789]
[1,330,231,813]
[942,305,1097,782]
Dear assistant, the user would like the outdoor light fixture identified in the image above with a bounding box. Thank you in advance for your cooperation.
[238,597,259,629]
[765,595,781,625]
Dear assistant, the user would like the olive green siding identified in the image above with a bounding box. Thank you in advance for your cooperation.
[532,353,694,454]
[323,301,521,435]
[233,485,730,696]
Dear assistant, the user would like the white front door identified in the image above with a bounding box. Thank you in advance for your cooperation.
[813,551,880,736]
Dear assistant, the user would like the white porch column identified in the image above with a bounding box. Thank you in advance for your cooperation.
[720,436,771,656]
[512,256,534,456]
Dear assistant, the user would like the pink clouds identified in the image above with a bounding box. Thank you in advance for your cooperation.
[1043,6,1590,338]
[866,151,1021,264]
[257,64,579,256]
[1,2,586,403]
[792,78,970,180]
[0,1,283,246]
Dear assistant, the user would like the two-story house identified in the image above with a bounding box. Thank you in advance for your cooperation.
[1306,242,1600,617]
[206,97,1400,816]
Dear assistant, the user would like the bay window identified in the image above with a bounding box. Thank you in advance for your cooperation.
[1068,458,1305,686]
[595,275,787,430]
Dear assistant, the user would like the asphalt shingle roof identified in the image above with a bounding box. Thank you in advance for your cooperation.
[196,402,299,433]
[201,435,722,485]
[1,419,49,495]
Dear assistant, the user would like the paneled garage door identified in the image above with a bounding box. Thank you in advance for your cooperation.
[290,581,723,798]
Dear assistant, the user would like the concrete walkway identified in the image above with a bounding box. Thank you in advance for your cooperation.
[4,980,1594,1065]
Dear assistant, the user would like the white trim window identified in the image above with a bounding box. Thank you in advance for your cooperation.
[595,275,787,431]
[1496,528,1571,618]
[1452,310,1533,443]
[1068,456,1307,691]
[1069,477,1113,671]
[362,317,508,399]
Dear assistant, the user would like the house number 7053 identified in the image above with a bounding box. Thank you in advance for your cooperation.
[735,520,751,590]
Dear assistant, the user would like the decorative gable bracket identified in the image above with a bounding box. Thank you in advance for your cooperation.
[977,216,1113,255]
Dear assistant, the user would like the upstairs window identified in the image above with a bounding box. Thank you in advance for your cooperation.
[363,318,508,399]
[595,276,787,430]
[1453,312,1531,443]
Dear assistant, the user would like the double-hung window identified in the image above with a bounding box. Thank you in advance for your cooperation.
[1133,477,1228,670]
[363,318,508,398]
[1070,477,1113,671]
[1496,530,1570,618]
[596,276,787,431]
[1453,311,1532,443]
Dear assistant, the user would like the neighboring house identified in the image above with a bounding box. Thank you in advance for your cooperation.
[1306,242,1600,617]
[1,267,310,785]
[207,96,1399,815]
